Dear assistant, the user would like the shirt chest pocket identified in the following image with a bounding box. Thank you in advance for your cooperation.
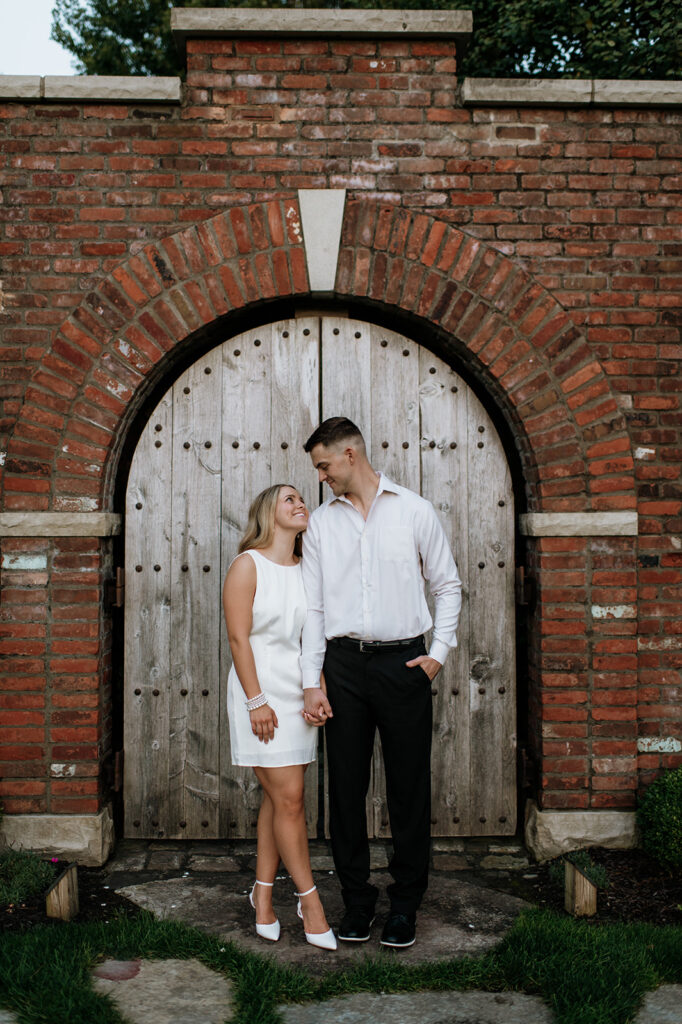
[378,526,413,563]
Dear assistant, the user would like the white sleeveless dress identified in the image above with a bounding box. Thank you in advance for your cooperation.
[227,549,317,767]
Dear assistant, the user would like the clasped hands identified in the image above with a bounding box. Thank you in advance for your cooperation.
[302,656,442,726]
[302,679,332,727]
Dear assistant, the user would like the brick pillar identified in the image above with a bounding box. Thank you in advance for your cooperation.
[0,530,115,864]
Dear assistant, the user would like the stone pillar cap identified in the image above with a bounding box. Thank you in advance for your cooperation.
[171,7,473,47]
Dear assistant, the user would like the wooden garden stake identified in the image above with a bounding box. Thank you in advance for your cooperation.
[564,861,597,917]
[45,863,79,921]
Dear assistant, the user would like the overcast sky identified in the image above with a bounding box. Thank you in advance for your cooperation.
[1,0,76,76]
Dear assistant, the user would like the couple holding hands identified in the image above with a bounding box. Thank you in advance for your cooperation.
[223,417,462,951]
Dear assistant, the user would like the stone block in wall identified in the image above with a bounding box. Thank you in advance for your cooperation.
[0,804,115,867]
[524,799,637,862]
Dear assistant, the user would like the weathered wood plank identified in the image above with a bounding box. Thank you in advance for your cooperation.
[271,318,319,511]
[321,316,372,453]
[320,317,374,837]
[168,346,223,838]
[366,325,421,837]
[466,385,516,835]
[219,325,274,838]
[46,863,78,921]
[271,317,320,836]
[565,861,597,916]
[370,324,420,492]
[124,390,172,838]
[419,350,471,836]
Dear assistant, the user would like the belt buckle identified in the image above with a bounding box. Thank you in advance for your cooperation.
[359,640,366,653]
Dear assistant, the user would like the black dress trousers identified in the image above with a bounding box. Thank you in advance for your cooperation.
[323,637,432,916]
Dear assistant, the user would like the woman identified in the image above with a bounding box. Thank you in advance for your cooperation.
[223,483,336,950]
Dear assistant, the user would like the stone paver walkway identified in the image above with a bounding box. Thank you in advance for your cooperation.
[114,870,526,968]
[278,990,554,1024]
[91,958,234,1024]
[56,841,674,1024]
[634,985,682,1024]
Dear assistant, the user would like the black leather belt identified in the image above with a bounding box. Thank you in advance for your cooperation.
[329,635,424,654]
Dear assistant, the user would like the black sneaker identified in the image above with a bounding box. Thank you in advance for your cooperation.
[338,908,375,942]
[380,913,416,948]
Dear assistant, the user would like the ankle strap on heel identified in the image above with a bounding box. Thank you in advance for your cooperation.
[294,885,317,897]
[254,879,274,887]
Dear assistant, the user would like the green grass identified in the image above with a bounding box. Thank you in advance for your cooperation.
[0,849,56,907]
[0,908,680,1024]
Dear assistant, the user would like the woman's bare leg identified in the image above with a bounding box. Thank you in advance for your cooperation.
[255,764,330,935]
[252,785,278,925]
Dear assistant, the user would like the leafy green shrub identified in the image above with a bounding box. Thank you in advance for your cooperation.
[548,848,609,889]
[0,848,56,906]
[638,765,682,870]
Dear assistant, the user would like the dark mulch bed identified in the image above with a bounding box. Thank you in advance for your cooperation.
[1,846,680,933]
[1,863,141,933]
[490,847,682,926]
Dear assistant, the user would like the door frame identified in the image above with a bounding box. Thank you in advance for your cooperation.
[111,301,530,841]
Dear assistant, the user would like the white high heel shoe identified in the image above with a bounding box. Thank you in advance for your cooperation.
[295,884,337,950]
[249,880,280,941]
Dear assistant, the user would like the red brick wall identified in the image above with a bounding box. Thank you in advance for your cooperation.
[0,536,111,814]
[0,31,679,820]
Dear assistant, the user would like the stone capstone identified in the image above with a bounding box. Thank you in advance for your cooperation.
[462,78,682,108]
[0,76,41,99]
[44,76,181,103]
[463,78,592,107]
[171,8,473,42]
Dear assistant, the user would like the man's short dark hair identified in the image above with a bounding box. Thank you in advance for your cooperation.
[304,417,365,453]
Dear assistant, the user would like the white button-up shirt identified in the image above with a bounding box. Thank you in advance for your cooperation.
[300,474,462,687]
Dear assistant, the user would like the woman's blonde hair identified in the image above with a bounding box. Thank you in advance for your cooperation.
[238,483,304,557]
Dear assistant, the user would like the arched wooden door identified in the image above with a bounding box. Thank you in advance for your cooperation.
[124,317,515,840]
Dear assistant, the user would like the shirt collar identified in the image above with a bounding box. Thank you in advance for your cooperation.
[330,472,399,507]
[377,473,400,496]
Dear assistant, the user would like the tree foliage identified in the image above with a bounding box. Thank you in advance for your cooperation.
[462,0,682,79]
[51,0,682,79]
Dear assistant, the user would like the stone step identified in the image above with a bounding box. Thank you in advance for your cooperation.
[106,836,530,875]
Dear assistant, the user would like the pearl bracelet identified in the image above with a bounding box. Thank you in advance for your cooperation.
[245,692,269,712]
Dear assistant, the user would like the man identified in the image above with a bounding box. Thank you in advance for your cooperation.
[300,417,462,948]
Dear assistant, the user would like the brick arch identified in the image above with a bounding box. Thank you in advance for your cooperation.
[3,197,634,513]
